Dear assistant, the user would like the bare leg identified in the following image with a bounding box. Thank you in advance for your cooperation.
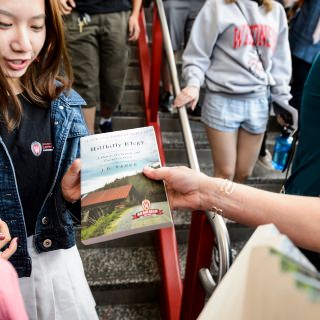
[205,125,238,180]
[82,107,96,134]
[234,128,264,183]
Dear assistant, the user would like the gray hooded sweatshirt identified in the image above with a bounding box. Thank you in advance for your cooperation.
[182,0,292,105]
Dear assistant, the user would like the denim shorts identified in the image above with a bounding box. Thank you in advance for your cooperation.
[201,93,269,134]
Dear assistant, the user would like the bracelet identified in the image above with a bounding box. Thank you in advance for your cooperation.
[209,179,235,220]
[211,206,224,219]
[219,179,235,195]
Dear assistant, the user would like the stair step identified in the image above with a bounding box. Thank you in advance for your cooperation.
[123,89,143,106]
[79,246,161,305]
[113,115,146,130]
[126,65,142,87]
[79,243,188,305]
[97,303,161,320]
[173,211,256,244]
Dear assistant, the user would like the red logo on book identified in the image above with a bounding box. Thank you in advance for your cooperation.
[132,199,164,220]
[142,199,151,211]
[31,141,42,157]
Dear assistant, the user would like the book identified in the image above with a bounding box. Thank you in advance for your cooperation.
[198,224,320,320]
[80,126,173,245]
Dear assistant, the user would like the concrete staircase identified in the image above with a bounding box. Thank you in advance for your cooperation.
[77,8,286,319]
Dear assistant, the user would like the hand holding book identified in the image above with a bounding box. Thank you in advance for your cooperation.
[80,126,173,245]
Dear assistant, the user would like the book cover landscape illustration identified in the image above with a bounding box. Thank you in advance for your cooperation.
[80,126,173,245]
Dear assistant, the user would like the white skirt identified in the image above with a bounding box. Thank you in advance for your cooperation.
[19,236,98,320]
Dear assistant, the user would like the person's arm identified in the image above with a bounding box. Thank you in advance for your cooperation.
[128,0,142,41]
[174,0,218,109]
[270,5,292,106]
[182,0,218,89]
[143,166,320,252]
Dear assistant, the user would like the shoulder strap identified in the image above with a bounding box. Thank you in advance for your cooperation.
[234,2,265,71]
[280,130,299,193]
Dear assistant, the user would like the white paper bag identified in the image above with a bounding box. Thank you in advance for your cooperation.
[198,224,320,320]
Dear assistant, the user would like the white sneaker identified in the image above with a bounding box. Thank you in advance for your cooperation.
[257,149,274,170]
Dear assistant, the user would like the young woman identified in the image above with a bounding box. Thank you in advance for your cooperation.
[174,0,292,182]
[0,0,98,318]
[144,53,320,261]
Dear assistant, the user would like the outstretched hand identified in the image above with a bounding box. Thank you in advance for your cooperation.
[143,166,208,211]
[173,86,200,110]
[0,219,18,260]
[61,159,81,203]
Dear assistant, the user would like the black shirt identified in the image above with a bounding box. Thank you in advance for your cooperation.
[0,95,53,236]
[75,0,132,14]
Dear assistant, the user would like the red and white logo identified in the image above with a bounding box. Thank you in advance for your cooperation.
[31,141,42,157]
[142,199,151,211]
[132,199,164,220]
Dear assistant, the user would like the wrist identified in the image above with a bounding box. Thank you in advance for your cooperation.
[130,11,139,19]
[200,175,219,211]
[203,177,236,217]
[62,192,78,204]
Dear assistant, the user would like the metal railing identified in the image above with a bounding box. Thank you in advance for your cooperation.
[154,0,232,316]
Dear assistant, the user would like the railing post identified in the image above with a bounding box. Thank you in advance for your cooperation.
[180,211,215,320]
[149,6,163,123]
[137,8,151,122]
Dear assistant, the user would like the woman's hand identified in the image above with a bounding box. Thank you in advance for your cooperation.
[128,14,140,41]
[61,159,81,203]
[173,86,200,110]
[143,166,208,211]
[0,219,18,260]
[59,0,76,15]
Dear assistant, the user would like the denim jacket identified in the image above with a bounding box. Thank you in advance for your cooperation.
[0,89,88,277]
[289,0,320,64]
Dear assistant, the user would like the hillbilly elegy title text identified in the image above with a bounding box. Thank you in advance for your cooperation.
[90,140,144,152]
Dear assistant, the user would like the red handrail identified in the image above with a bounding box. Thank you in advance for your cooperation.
[138,7,183,320]
[180,212,215,319]
[138,5,219,319]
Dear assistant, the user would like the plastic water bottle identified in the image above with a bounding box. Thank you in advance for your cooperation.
[272,128,293,171]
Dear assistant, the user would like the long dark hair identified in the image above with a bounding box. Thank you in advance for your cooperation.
[0,0,73,131]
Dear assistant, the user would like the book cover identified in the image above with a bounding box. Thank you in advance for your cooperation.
[80,126,173,245]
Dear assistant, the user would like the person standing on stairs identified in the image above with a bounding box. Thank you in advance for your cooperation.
[144,52,320,268]
[60,0,142,134]
[173,0,292,183]
[159,0,206,118]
